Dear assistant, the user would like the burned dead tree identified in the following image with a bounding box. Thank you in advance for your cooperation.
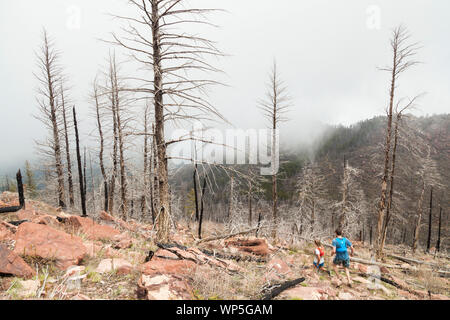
[426,186,433,252]
[109,0,226,242]
[198,174,208,239]
[436,205,442,252]
[60,83,74,208]
[73,107,87,217]
[258,61,291,239]
[92,79,109,211]
[375,25,420,259]
[0,170,25,214]
[34,29,66,209]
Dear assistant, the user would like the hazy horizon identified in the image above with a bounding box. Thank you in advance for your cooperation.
[1,0,449,174]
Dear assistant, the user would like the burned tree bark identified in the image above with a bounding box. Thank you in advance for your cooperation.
[193,164,200,222]
[426,186,433,252]
[436,205,442,252]
[0,170,25,214]
[412,180,425,253]
[93,80,108,211]
[73,107,87,217]
[376,25,420,259]
[61,84,74,208]
[258,61,290,240]
[110,0,226,242]
[35,29,66,210]
[198,174,208,239]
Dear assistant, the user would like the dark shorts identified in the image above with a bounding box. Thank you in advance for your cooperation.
[333,253,350,268]
[314,262,324,269]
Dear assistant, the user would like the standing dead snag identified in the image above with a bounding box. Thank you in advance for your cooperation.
[93,79,108,212]
[198,174,208,239]
[426,186,433,252]
[110,0,226,242]
[34,29,66,209]
[436,204,442,252]
[0,170,25,214]
[375,25,420,258]
[60,83,75,208]
[258,61,291,240]
[73,107,87,217]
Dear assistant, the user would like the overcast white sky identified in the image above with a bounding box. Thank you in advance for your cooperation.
[1,0,449,173]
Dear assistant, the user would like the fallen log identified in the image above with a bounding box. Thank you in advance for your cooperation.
[261,278,306,300]
[0,170,25,214]
[387,254,450,271]
[195,227,260,244]
[157,242,266,263]
[0,206,22,214]
[351,257,450,277]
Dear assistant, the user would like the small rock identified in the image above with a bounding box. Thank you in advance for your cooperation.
[0,244,36,279]
[140,257,196,276]
[137,274,193,300]
[64,265,86,278]
[71,293,91,300]
[283,286,323,300]
[17,279,40,298]
[338,291,354,300]
[96,258,133,274]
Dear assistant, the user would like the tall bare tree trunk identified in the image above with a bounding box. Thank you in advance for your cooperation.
[89,151,97,215]
[151,1,171,242]
[412,180,425,253]
[112,58,128,221]
[339,157,348,230]
[142,104,150,218]
[73,107,87,217]
[426,186,433,252]
[40,31,66,209]
[248,182,253,226]
[93,81,108,211]
[193,164,200,222]
[108,55,119,215]
[198,175,207,239]
[380,113,401,252]
[61,85,74,208]
[436,205,442,252]
[376,26,420,259]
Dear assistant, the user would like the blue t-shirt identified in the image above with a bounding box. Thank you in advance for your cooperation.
[332,237,352,260]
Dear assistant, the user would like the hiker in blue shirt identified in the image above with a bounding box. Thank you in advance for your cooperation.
[331,228,354,287]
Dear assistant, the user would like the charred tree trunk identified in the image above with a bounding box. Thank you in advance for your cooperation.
[248,182,253,226]
[108,56,119,215]
[426,186,433,252]
[198,175,207,239]
[93,81,108,212]
[436,205,442,252]
[193,164,199,222]
[376,27,420,259]
[0,170,25,214]
[142,104,150,218]
[380,113,401,252]
[41,31,66,210]
[61,88,74,208]
[73,107,87,217]
[412,180,426,253]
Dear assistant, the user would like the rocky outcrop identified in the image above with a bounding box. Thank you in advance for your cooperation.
[67,216,121,241]
[226,238,271,256]
[13,222,87,270]
[0,244,35,279]
[140,257,197,276]
[137,274,193,300]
